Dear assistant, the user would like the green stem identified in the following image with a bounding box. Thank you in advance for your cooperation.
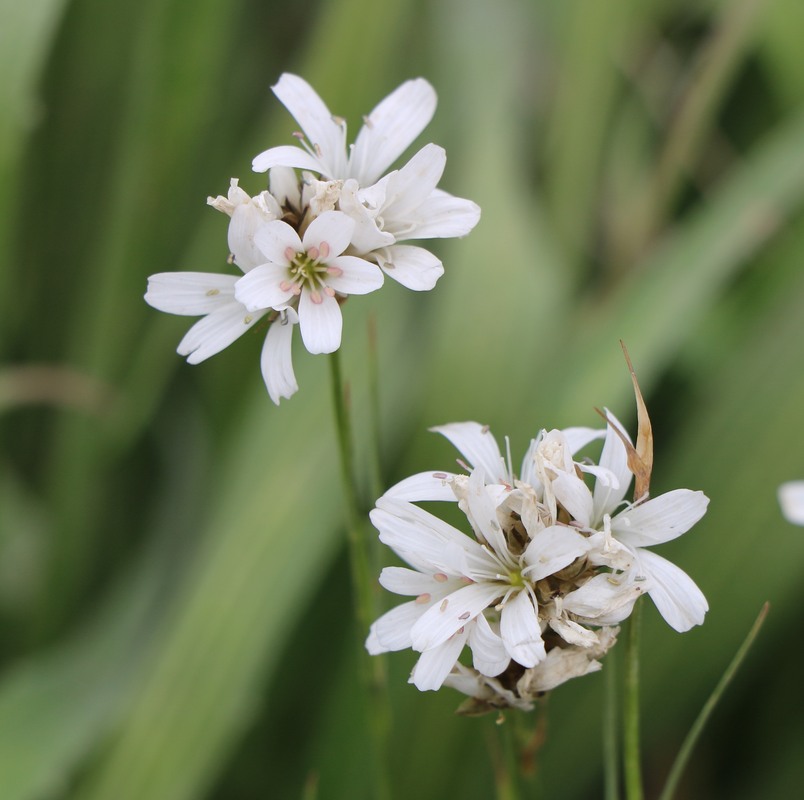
[604,645,621,800]
[623,603,643,800]
[657,603,769,800]
[328,349,391,800]
[491,716,522,800]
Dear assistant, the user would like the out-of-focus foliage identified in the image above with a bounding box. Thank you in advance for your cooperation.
[1,0,803,798]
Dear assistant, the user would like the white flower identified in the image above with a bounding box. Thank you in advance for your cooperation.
[367,469,589,692]
[234,210,384,354]
[251,74,481,292]
[252,73,437,186]
[778,480,804,525]
[554,419,710,633]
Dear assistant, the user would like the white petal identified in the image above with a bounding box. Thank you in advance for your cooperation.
[410,627,468,691]
[410,582,504,651]
[382,144,445,218]
[260,313,297,405]
[379,567,449,596]
[638,550,708,632]
[338,179,395,252]
[463,468,511,559]
[376,245,444,291]
[326,256,384,295]
[268,74,347,176]
[349,78,437,185]
[269,166,301,209]
[468,614,510,677]
[234,264,294,311]
[371,498,490,576]
[562,573,643,623]
[177,304,267,364]
[612,489,709,547]
[251,144,325,174]
[382,471,458,502]
[562,426,607,454]
[778,480,804,525]
[253,219,302,264]
[366,600,427,653]
[551,471,594,528]
[228,203,275,273]
[298,289,342,354]
[523,526,589,582]
[500,590,545,667]
[145,272,238,315]
[429,422,506,482]
[401,190,481,240]
[302,210,355,258]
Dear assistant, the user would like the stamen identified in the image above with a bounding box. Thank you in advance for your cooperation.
[326,265,343,277]
[481,425,490,434]
[243,315,253,325]
[319,241,330,259]
[433,472,448,480]
[440,599,449,612]
[292,284,302,296]
[433,573,448,583]
[331,115,346,127]
[279,280,293,292]
[324,287,336,297]
[415,593,431,604]
[362,114,373,129]
[310,290,323,304]
[307,245,319,261]
[292,131,305,141]
[458,612,471,621]
[284,247,296,261]
[226,253,235,265]
[206,288,220,296]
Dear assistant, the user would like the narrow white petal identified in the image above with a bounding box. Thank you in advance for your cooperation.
[253,219,302,264]
[562,426,607,454]
[468,614,510,677]
[551,471,594,528]
[251,144,325,174]
[463,468,511,558]
[260,313,297,405]
[377,245,444,291]
[371,499,490,575]
[145,272,238,315]
[593,411,633,522]
[302,210,355,258]
[401,190,481,240]
[430,422,506,482]
[298,290,341,354]
[410,582,504,651]
[269,74,347,176]
[379,567,449,596]
[326,256,384,295]
[382,471,458,502]
[523,526,589,582]
[366,601,427,653]
[382,144,445,218]
[234,264,294,311]
[612,489,710,547]
[638,549,708,632]
[563,573,643,623]
[410,627,468,691]
[778,480,804,525]
[500,590,545,667]
[178,304,267,364]
[349,78,437,185]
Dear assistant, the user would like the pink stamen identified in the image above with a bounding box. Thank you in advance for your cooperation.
[324,287,336,298]
[458,612,471,621]
[292,284,302,296]
[433,573,448,583]
[319,241,330,259]
[439,599,449,612]
[433,472,448,480]
[415,593,431,605]
[279,280,293,292]
[326,265,343,277]
[310,290,322,304]
[284,247,296,261]
[307,246,319,261]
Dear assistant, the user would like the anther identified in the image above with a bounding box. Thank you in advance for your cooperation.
[284,247,296,261]
[362,114,373,129]
[243,315,253,324]
[279,280,293,292]
[226,254,235,264]
[433,573,448,583]
[458,612,470,621]
[324,287,336,297]
[326,265,343,277]
[307,246,319,261]
[433,472,448,480]
[415,593,431,604]
[310,291,323,305]
[440,599,449,612]
[206,288,220,296]
[319,241,330,259]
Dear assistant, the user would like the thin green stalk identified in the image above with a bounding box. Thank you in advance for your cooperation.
[491,716,522,800]
[657,603,769,800]
[623,603,643,800]
[366,313,384,504]
[604,646,621,800]
[328,349,391,800]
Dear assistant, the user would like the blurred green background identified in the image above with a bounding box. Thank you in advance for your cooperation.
[2,0,804,797]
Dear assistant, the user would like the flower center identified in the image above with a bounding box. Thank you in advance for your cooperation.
[281,242,341,304]
[507,568,525,589]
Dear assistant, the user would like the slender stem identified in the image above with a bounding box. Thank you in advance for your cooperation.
[328,349,391,800]
[623,603,643,800]
[490,716,522,800]
[366,313,384,503]
[604,645,621,800]
[657,602,769,800]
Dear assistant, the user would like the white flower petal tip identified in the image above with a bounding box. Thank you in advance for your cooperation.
[779,481,804,526]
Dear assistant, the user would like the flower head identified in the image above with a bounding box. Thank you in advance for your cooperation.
[368,406,709,710]
[778,480,804,525]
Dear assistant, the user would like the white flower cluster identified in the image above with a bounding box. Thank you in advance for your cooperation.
[145,75,480,403]
[367,413,709,713]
